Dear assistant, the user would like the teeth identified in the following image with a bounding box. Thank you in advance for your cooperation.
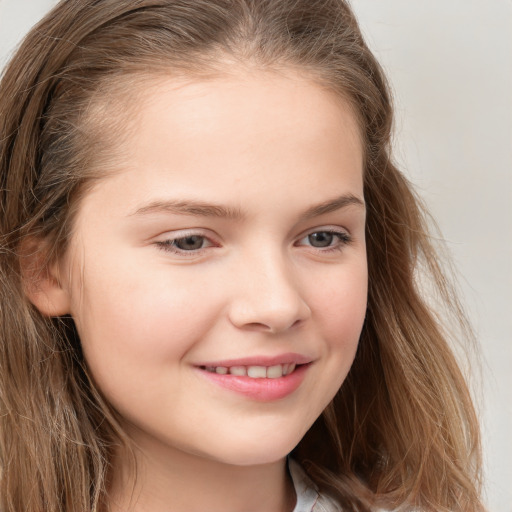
[285,363,296,375]
[204,363,298,378]
[267,364,283,379]
[247,366,266,378]
[230,366,247,376]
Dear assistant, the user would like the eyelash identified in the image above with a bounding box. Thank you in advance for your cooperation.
[296,230,352,253]
[155,232,216,256]
[155,229,352,256]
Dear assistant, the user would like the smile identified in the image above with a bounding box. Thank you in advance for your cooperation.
[201,363,297,379]
[195,356,312,401]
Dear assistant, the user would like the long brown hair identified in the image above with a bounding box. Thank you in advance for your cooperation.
[0,1,483,510]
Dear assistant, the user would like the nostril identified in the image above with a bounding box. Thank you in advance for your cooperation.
[242,318,304,333]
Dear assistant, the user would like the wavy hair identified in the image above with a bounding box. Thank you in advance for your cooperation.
[0,1,483,510]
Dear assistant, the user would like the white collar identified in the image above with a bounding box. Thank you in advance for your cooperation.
[288,459,321,512]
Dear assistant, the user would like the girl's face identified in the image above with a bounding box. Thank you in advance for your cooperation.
[59,71,367,466]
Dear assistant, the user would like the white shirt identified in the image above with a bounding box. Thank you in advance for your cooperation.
[289,459,341,512]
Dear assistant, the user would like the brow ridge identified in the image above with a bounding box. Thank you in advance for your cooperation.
[131,194,364,220]
[300,194,365,220]
[132,200,244,220]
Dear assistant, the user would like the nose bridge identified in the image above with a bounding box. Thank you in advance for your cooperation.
[228,244,311,332]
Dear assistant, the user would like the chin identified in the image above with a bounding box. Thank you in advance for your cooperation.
[202,431,305,467]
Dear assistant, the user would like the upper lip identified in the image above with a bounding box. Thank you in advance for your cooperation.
[195,352,314,368]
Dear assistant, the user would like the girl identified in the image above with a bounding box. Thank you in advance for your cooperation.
[0,1,484,511]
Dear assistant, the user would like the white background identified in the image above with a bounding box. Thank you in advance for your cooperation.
[1,1,510,510]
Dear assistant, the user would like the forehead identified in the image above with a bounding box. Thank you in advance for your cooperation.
[121,70,360,164]
[90,67,361,160]
[76,70,364,226]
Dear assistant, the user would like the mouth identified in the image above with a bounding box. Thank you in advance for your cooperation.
[199,363,299,379]
[195,354,312,400]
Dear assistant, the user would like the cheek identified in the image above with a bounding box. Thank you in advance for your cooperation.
[69,258,222,394]
[287,261,367,428]
[314,263,368,341]
[308,260,368,394]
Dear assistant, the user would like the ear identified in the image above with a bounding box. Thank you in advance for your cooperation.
[19,237,71,317]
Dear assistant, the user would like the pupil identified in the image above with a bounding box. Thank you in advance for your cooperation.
[308,232,333,247]
[175,236,203,250]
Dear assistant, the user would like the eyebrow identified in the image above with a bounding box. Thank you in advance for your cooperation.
[130,194,364,220]
[299,194,365,220]
[131,200,244,220]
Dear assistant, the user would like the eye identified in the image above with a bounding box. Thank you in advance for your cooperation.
[173,235,207,251]
[155,233,215,254]
[296,230,351,251]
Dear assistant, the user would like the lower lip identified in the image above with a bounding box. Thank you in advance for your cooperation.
[197,364,310,401]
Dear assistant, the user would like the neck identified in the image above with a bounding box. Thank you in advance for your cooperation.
[107,439,296,512]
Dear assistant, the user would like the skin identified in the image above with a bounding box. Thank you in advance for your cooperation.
[40,70,368,511]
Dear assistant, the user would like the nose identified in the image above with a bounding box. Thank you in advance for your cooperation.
[227,249,311,333]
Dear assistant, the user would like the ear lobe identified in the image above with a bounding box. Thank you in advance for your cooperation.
[19,238,71,317]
